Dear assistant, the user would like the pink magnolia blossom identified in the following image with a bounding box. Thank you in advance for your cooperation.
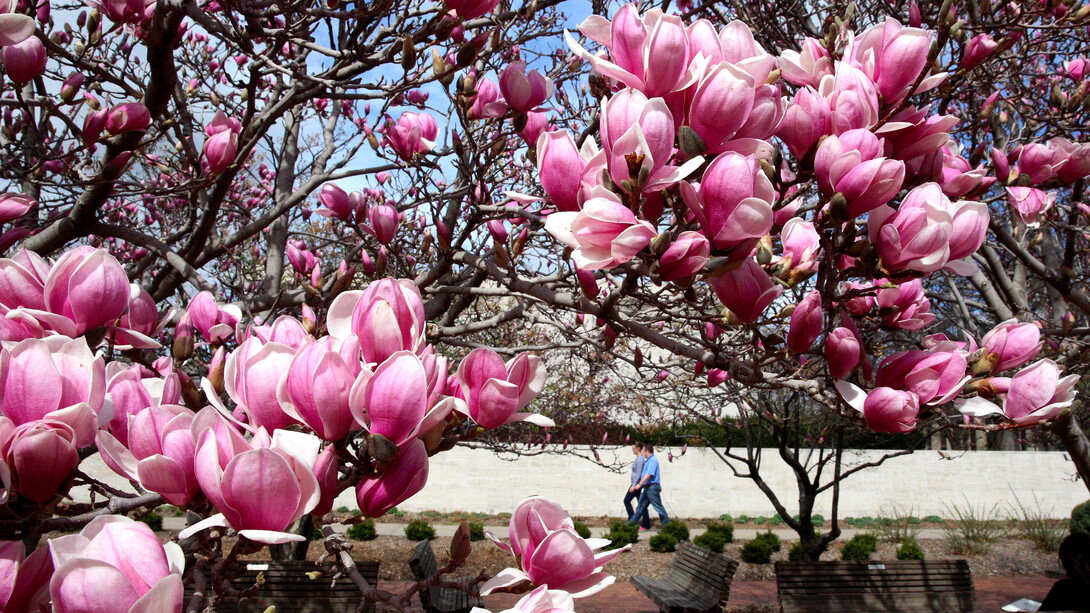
[455,348,551,429]
[600,89,700,194]
[103,363,181,446]
[876,105,958,164]
[778,37,833,88]
[851,18,942,104]
[825,326,861,378]
[48,516,184,613]
[779,218,820,272]
[980,320,1043,373]
[938,143,994,197]
[705,258,782,323]
[680,152,773,255]
[90,0,147,24]
[536,130,591,213]
[519,111,548,145]
[203,112,241,173]
[277,340,358,441]
[0,192,34,225]
[224,337,299,432]
[3,37,45,85]
[95,404,199,506]
[0,539,52,613]
[685,61,756,152]
[385,111,438,161]
[567,4,696,98]
[1065,58,1090,81]
[481,496,626,598]
[1011,143,1059,185]
[499,62,553,113]
[875,347,969,406]
[367,203,400,245]
[814,129,905,217]
[327,278,428,359]
[42,246,132,336]
[445,0,499,19]
[869,183,954,274]
[1000,360,1079,425]
[863,387,920,433]
[544,191,656,270]
[961,33,999,70]
[181,421,321,544]
[1005,186,1054,227]
[0,417,80,503]
[105,102,151,135]
[317,183,366,222]
[356,437,429,517]
[186,290,242,344]
[876,279,936,330]
[787,291,822,354]
[821,63,880,134]
[1048,137,1090,184]
[0,336,105,446]
[349,351,455,446]
[468,77,507,119]
[0,0,35,47]
[777,86,829,158]
[474,586,575,613]
[656,231,710,281]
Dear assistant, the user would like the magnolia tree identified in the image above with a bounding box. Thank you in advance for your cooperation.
[4,0,1090,610]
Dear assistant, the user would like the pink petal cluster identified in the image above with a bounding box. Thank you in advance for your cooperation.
[96,404,199,506]
[980,320,1042,373]
[544,191,656,270]
[814,129,904,217]
[185,290,243,344]
[0,539,52,613]
[481,496,627,598]
[681,152,773,256]
[1,416,80,503]
[48,516,184,613]
[317,183,368,222]
[455,348,551,428]
[705,258,782,323]
[203,111,241,173]
[385,111,438,161]
[868,183,988,274]
[499,62,553,113]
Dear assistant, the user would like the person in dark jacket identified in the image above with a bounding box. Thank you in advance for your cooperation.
[624,443,651,530]
[1041,531,1090,611]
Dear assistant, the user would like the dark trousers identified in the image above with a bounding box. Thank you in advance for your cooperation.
[624,488,650,528]
[627,483,669,527]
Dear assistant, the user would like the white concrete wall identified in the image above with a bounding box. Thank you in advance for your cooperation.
[78,445,1088,519]
[331,446,1087,519]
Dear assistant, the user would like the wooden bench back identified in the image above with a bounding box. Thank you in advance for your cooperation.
[669,541,739,603]
[776,559,976,613]
[409,539,441,607]
[185,559,381,613]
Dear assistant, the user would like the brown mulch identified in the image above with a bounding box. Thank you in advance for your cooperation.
[217,532,1057,583]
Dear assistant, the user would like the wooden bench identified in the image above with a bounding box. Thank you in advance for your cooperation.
[775,559,976,613]
[631,541,740,613]
[184,559,380,612]
[408,539,484,613]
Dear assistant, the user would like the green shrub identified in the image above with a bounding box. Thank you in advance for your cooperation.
[136,513,163,532]
[896,537,926,560]
[649,533,678,552]
[705,521,734,542]
[1071,500,1090,534]
[810,514,826,527]
[389,507,406,518]
[719,514,733,522]
[660,520,690,542]
[336,506,351,513]
[923,515,944,524]
[735,515,749,524]
[468,522,486,541]
[740,532,781,564]
[769,514,784,526]
[752,516,767,525]
[840,533,878,561]
[788,542,804,561]
[348,518,377,541]
[604,520,639,550]
[693,532,725,552]
[906,516,922,525]
[405,520,436,541]
[572,521,592,539]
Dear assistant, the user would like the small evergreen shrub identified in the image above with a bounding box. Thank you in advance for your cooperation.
[660,520,690,542]
[923,515,944,524]
[897,537,926,560]
[405,519,436,541]
[348,518,377,541]
[788,542,804,561]
[693,521,733,553]
[649,533,679,552]
[740,531,781,564]
[752,516,767,525]
[810,514,826,527]
[468,522,485,541]
[735,515,749,524]
[841,533,879,561]
[769,514,784,526]
[137,513,163,532]
[719,514,733,522]
[573,521,592,539]
[336,506,351,513]
[1070,500,1090,534]
[604,520,639,550]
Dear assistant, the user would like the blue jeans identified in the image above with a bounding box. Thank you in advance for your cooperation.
[624,488,650,528]
[627,483,669,527]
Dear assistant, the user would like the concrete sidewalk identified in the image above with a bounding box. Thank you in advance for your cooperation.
[161,516,948,540]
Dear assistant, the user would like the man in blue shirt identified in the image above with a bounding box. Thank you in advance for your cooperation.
[624,443,651,529]
[626,444,669,529]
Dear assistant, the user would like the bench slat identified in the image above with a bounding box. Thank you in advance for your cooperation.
[776,560,976,613]
[633,542,737,613]
[409,540,484,613]
[184,560,380,613]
